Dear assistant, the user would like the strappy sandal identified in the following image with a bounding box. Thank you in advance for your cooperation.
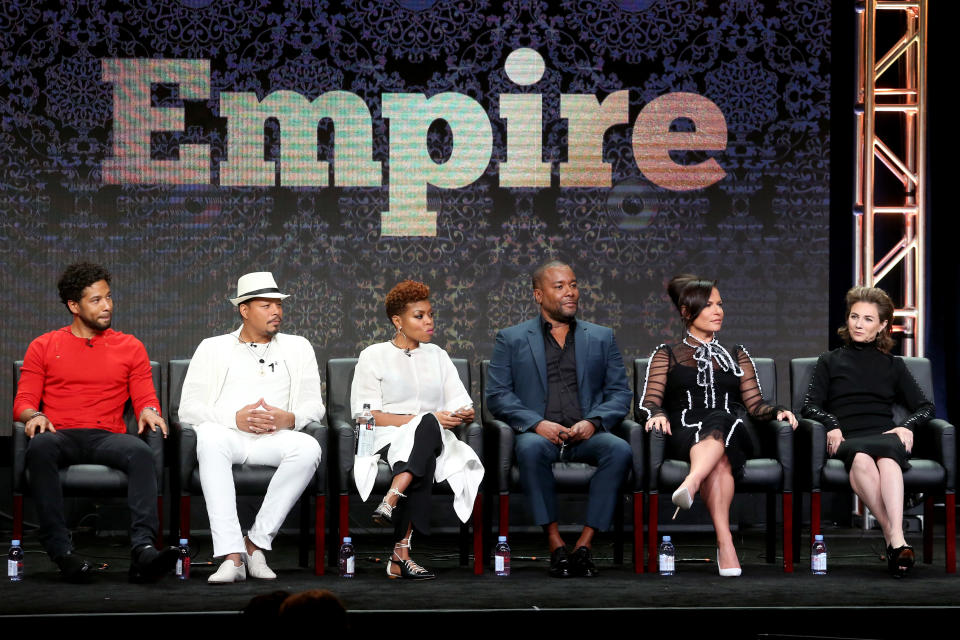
[386,532,436,580]
[373,488,406,526]
[887,544,915,578]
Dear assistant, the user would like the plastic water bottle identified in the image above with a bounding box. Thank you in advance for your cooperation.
[658,535,676,576]
[494,535,511,576]
[811,534,827,575]
[176,538,190,580]
[339,537,355,577]
[355,404,376,457]
[7,540,24,581]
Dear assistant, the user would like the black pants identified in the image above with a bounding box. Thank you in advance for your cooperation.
[24,428,159,559]
[389,414,443,542]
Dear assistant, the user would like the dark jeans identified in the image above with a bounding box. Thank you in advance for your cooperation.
[515,431,632,531]
[24,428,159,559]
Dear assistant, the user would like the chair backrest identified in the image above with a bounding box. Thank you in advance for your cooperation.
[13,360,161,434]
[634,356,778,412]
[168,359,191,425]
[480,360,494,424]
[327,356,473,426]
[791,355,936,422]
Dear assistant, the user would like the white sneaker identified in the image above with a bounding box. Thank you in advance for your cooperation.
[244,549,277,580]
[208,559,246,584]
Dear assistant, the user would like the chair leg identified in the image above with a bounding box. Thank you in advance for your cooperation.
[945,492,956,574]
[315,495,326,576]
[298,497,309,569]
[498,494,509,537]
[782,492,793,573]
[810,491,821,545]
[613,494,624,565]
[633,491,644,574]
[647,493,659,573]
[338,494,350,543]
[793,491,803,565]
[473,492,483,576]
[765,492,776,564]
[923,496,934,564]
[179,496,191,540]
[157,497,164,546]
[13,495,23,540]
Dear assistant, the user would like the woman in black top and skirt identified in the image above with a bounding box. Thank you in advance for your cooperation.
[801,286,934,577]
[640,275,797,576]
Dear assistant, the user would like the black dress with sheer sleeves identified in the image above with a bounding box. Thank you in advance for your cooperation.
[639,334,785,477]
[800,340,934,472]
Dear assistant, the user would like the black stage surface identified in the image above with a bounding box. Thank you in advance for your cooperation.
[1,527,957,636]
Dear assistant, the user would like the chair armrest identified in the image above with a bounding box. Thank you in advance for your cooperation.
[753,418,794,492]
[330,418,356,494]
[177,422,198,493]
[453,420,483,464]
[915,418,955,491]
[12,422,27,493]
[611,419,644,492]
[482,417,514,494]
[647,428,666,493]
[794,418,827,492]
[301,421,328,495]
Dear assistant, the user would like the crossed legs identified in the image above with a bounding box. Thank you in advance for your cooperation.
[677,437,739,571]
[847,453,907,548]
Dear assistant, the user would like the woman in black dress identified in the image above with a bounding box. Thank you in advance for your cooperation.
[801,286,934,577]
[640,275,797,576]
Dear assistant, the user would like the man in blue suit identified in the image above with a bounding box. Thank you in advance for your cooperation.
[486,260,632,577]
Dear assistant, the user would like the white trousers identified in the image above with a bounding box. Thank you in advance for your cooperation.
[195,424,322,557]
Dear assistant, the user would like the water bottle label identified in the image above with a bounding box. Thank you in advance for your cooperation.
[495,555,504,572]
[7,560,16,577]
[346,556,355,574]
[659,554,675,572]
[812,554,827,572]
[176,559,183,575]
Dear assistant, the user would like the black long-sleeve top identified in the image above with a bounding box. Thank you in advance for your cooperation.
[800,342,934,436]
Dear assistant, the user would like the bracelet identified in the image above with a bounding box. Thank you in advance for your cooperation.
[25,411,46,424]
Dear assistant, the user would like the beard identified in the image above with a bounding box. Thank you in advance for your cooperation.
[80,314,111,332]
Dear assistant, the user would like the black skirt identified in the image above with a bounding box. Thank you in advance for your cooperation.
[834,432,911,472]
[665,408,754,478]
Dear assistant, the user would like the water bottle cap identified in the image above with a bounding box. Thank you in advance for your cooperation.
[343,536,352,543]
[498,536,507,543]
[814,534,824,541]
[179,538,188,545]
[11,540,20,546]
[662,535,671,542]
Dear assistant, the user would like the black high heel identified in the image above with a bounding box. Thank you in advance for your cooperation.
[886,544,915,578]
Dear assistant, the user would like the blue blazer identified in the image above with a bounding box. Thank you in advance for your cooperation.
[485,317,631,433]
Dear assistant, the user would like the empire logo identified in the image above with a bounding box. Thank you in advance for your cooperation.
[102,49,728,237]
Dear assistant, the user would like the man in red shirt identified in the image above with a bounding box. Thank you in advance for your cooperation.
[13,263,178,583]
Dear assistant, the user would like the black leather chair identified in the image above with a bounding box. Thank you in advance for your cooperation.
[326,357,484,575]
[168,359,329,575]
[637,357,795,573]
[480,360,645,572]
[790,356,956,572]
[11,360,166,545]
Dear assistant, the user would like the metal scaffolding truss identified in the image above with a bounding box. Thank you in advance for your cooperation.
[854,0,927,356]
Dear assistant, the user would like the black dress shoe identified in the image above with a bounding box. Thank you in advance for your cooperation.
[570,545,599,577]
[129,544,180,583]
[887,544,915,578]
[56,553,94,584]
[549,546,572,578]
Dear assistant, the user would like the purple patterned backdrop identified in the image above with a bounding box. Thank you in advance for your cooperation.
[0,0,831,431]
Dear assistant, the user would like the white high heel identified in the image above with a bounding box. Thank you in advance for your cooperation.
[671,486,693,520]
[717,549,742,577]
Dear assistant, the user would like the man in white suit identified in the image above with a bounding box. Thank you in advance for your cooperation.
[179,272,325,583]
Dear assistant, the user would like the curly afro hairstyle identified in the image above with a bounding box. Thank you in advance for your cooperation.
[385,280,430,321]
[57,262,111,308]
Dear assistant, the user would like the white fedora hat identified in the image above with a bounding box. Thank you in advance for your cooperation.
[229,272,290,306]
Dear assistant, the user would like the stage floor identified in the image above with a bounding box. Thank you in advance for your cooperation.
[2,527,958,635]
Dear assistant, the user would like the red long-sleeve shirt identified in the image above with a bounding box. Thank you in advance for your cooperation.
[13,327,160,433]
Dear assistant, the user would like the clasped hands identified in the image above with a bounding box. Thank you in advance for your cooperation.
[434,405,475,429]
[236,398,295,433]
[535,419,595,445]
